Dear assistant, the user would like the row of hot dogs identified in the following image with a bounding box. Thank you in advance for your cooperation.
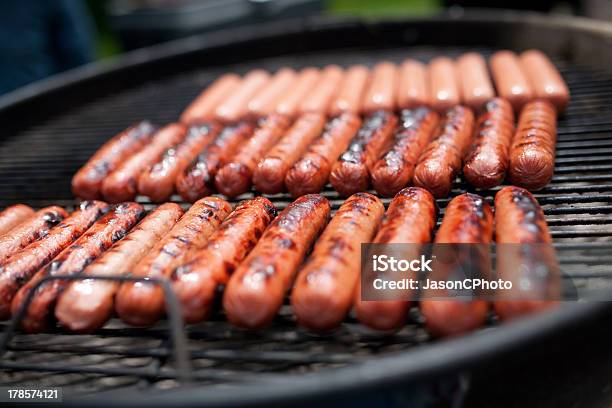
[72,97,557,203]
[0,184,552,337]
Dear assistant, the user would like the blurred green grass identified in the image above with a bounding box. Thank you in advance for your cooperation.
[328,0,442,16]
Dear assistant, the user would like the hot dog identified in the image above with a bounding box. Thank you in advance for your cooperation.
[429,57,461,113]
[138,123,221,202]
[463,98,515,189]
[508,100,557,190]
[247,68,296,119]
[275,68,320,118]
[329,110,398,196]
[176,123,254,202]
[298,65,343,116]
[72,121,155,199]
[292,193,384,331]
[370,108,440,197]
[329,65,369,117]
[420,193,493,337]
[285,113,362,197]
[0,205,34,237]
[355,187,437,331]
[223,194,330,329]
[362,62,398,114]
[215,70,270,124]
[215,115,291,198]
[55,203,183,332]
[101,123,187,203]
[520,50,570,113]
[115,197,231,326]
[489,50,533,112]
[180,74,241,125]
[457,52,495,111]
[0,206,67,262]
[172,197,276,323]
[397,59,430,109]
[253,112,325,194]
[11,202,144,333]
[413,106,475,198]
[0,201,108,319]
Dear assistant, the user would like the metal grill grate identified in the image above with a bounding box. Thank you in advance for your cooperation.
[0,45,611,399]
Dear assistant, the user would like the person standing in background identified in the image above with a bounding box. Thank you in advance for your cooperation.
[0,0,95,95]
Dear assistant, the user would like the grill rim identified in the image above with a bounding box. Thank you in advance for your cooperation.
[1,10,612,407]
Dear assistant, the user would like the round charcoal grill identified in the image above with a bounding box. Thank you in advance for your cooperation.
[1,10,612,407]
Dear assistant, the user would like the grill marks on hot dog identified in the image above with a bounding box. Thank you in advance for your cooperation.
[223,194,330,329]
[285,113,362,197]
[176,123,254,202]
[371,108,440,197]
[520,50,570,113]
[138,123,221,202]
[215,115,291,198]
[330,111,398,196]
[253,113,326,194]
[354,187,437,331]
[490,51,533,113]
[362,62,398,114]
[180,74,241,125]
[172,197,276,323]
[0,204,35,237]
[0,201,109,320]
[102,123,187,203]
[292,193,384,331]
[11,202,144,333]
[55,203,183,332]
[508,100,557,190]
[0,206,68,262]
[420,193,493,337]
[463,98,515,189]
[115,197,231,326]
[457,52,495,111]
[72,121,155,200]
[414,106,475,198]
[330,65,369,117]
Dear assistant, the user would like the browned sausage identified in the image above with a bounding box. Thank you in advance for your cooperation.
[413,106,475,198]
[285,113,362,197]
[72,122,155,199]
[11,202,144,333]
[292,193,384,331]
[180,74,241,125]
[138,123,221,202]
[247,68,296,118]
[215,70,270,124]
[275,68,320,118]
[420,193,493,337]
[215,115,291,198]
[493,186,558,320]
[508,100,557,190]
[329,65,369,117]
[172,197,276,323]
[253,112,326,194]
[362,62,399,114]
[463,98,515,189]
[115,197,231,326]
[520,50,570,113]
[55,203,183,332]
[489,50,534,113]
[101,123,187,203]
[457,52,495,111]
[176,123,254,202]
[223,194,330,329]
[298,65,343,116]
[0,206,67,262]
[429,57,461,113]
[329,111,398,196]
[0,201,108,320]
[370,108,440,197]
[0,205,34,237]
[397,59,430,109]
[355,187,437,331]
